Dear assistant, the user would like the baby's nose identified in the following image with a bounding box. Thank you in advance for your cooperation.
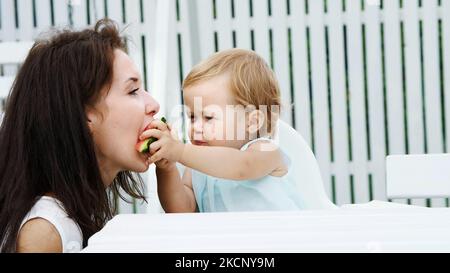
[193,119,204,132]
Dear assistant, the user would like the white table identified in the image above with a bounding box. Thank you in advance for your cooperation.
[82,202,450,253]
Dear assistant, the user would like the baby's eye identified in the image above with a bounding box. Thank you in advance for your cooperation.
[204,116,214,121]
[189,115,196,122]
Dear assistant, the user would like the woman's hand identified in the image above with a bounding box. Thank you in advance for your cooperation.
[139,119,184,169]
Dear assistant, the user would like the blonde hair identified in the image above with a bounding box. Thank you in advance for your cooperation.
[182,48,281,135]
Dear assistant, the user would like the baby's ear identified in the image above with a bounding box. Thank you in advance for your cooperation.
[247,109,265,138]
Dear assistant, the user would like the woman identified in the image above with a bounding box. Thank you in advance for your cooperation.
[0,19,160,252]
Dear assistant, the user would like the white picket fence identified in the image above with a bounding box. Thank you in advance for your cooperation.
[1,0,450,212]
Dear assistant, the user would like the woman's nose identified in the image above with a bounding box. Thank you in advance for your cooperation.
[144,92,160,117]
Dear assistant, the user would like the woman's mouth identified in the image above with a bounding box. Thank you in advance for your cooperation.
[137,120,154,142]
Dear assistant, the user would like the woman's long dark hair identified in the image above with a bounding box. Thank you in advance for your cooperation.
[0,19,146,252]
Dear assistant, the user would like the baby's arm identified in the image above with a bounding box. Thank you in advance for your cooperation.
[142,120,196,213]
[178,141,287,180]
[156,165,197,213]
[145,126,287,181]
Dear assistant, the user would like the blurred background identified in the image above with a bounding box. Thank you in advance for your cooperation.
[1,0,449,212]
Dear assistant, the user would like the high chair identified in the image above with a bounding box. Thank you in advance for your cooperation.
[273,120,338,209]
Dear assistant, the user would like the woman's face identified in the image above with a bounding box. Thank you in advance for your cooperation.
[87,49,160,184]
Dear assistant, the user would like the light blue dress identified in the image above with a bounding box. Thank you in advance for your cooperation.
[191,138,305,212]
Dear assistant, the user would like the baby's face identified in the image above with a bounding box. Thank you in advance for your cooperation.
[183,74,248,149]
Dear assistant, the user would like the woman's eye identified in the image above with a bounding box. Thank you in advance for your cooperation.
[129,88,139,95]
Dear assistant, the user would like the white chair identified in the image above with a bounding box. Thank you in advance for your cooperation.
[0,41,34,108]
[274,120,338,209]
[386,154,450,199]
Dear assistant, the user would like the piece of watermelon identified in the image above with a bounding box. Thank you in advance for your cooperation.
[136,117,167,153]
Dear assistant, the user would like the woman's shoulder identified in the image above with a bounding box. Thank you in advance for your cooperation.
[18,196,83,253]
[17,218,62,253]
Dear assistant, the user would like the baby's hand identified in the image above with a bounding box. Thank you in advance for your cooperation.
[139,120,184,168]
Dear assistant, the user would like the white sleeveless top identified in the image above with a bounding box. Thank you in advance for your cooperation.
[19,196,83,253]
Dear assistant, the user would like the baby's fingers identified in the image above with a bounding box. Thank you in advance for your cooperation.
[150,150,163,162]
[139,128,163,141]
[149,141,162,155]
[155,159,170,168]
[148,119,170,132]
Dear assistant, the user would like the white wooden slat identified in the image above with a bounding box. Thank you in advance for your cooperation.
[328,0,351,205]
[0,41,34,64]
[444,0,450,158]
[289,0,312,147]
[347,0,369,204]
[70,0,88,27]
[163,0,184,119]
[145,164,164,213]
[17,0,34,40]
[271,0,292,125]
[445,0,450,206]
[309,0,332,199]
[35,0,52,33]
[90,0,106,22]
[422,0,446,208]
[141,0,157,91]
[135,199,147,214]
[422,0,444,153]
[0,42,30,101]
[0,0,17,41]
[427,0,447,207]
[117,189,133,214]
[195,0,215,59]
[106,0,123,25]
[365,3,387,202]
[134,172,148,214]
[215,0,233,50]
[0,76,15,98]
[383,1,408,205]
[53,0,69,26]
[167,0,186,135]
[252,0,270,65]
[124,0,141,25]
[150,0,177,121]
[1,0,19,78]
[124,0,143,78]
[233,0,251,49]
[404,0,424,153]
[178,0,197,77]
[403,0,426,207]
[384,0,406,155]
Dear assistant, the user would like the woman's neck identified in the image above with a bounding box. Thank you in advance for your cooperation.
[97,156,119,187]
